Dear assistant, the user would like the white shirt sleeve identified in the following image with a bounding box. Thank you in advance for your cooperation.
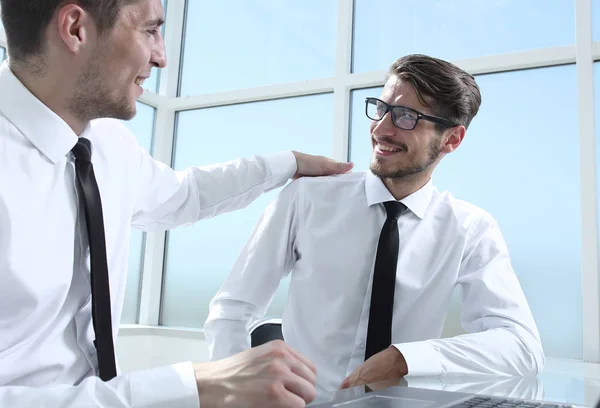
[204,180,301,361]
[0,362,199,408]
[394,214,545,377]
[131,147,296,231]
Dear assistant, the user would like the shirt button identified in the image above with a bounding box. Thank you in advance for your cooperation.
[359,342,365,349]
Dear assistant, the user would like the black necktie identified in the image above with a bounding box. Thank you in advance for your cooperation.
[364,201,406,361]
[72,138,117,381]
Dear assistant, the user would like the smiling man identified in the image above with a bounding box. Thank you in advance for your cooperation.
[205,54,545,395]
[0,1,354,407]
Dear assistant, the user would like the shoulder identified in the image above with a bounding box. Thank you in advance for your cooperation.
[432,190,500,236]
[291,171,367,197]
[271,171,367,212]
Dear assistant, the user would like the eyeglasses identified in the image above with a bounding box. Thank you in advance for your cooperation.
[365,97,457,130]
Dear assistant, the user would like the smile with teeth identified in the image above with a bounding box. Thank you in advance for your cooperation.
[134,78,146,86]
[377,142,402,152]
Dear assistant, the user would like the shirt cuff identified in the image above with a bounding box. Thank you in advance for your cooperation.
[263,151,297,190]
[129,362,199,408]
[393,341,443,377]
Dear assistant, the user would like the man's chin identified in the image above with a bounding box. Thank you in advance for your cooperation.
[106,103,137,121]
[370,159,397,176]
[370,164,393,178]
[121,108,137,121]
[370,162,411,179]
[121,99,138,120]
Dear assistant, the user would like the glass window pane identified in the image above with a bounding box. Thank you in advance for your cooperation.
[179,0,336,96]
[350,65,581,359]
[120,101,156,324]
[593,0,600,40]
[161,94,334,328]
[352,0,575,73]
[127,102,156,154]
[594,63,600,331]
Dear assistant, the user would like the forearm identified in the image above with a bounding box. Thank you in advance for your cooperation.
[0,363,199,408]
[133,152,296,230]
[395,327,544,377]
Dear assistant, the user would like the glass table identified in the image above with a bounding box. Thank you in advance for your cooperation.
[309,372,600,407]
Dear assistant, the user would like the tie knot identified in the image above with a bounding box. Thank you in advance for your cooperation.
[72,138,92,162]
[383,201,405,220]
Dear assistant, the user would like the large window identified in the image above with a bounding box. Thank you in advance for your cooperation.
[120,101,156,324]
[352,0,575,73]
[349,65,581,359]
[108,0,600,362]
[160,94,334,327]
[179,0,337,95]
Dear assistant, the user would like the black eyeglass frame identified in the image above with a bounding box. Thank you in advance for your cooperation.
[365,97,458,130]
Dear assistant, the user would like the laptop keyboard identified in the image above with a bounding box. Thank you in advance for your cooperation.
[451,396,572,408]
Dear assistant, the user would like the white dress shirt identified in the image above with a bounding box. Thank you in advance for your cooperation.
[205,171,545,395]
[0,61,297,408]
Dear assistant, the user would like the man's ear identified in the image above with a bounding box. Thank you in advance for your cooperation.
[440,126,466,154]
[55,4,94,54]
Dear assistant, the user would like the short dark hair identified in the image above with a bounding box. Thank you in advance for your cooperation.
[388,54,482,129]
[0,0,136,62]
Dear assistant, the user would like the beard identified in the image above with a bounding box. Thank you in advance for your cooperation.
[67,51,136,123]
[370,135,443,179]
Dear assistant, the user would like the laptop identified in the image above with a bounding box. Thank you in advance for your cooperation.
[309,383,576,408]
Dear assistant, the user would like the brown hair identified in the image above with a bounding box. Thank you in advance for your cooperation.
[0,0,137,62]
[388,54,482,129]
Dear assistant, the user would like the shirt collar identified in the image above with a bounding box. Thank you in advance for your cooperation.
[365,171,434,219]
[0,61,78,163]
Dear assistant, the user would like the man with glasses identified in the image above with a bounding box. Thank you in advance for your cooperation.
[205,54,544,395]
